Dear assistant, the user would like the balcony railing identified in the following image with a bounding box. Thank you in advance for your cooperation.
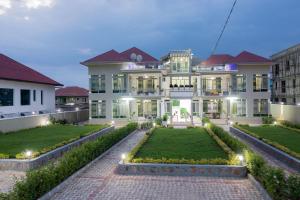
[129,88,162,96]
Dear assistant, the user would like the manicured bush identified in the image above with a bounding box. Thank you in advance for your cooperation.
[131,157,229,165]
[154,118,162,126]
[7,123,138,200]
[202,117,210,124]
[280,120,300,130]
[262,116,275,124]
[140,122,153,130]
[162,114,168,121]
[0,153,9,159]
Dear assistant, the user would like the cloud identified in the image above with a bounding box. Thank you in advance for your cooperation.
[0,0,11,15]
[22,0,55,9]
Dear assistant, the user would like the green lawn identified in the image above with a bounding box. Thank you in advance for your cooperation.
[135,128,228,160]
[239,125,300,154]
[0,124,106,158]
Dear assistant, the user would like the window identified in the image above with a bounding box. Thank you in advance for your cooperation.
[192,100,199,116]
[90,75,105,93]
[232,74,246,92]
[91,100,106,118]
[165,101,171,115]
[143,100,157,117]
[137,100,143,117]
[0,88,13,106]
[21,89,30,105]
[137,76,156,93]
[253,74,268,92]
[112,99,128,118]
[293,79,296,88]
[274,64,279,76]
[231,99,246,117]
[112,74,127,93]
[33,90,36,101]
[281,81,286,93]
[171,56,189,73]
[253,99,268,116]
[41,90,44,105]
[275,82,278,90]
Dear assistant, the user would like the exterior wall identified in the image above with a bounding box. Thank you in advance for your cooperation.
[271,44,300,105]
[0,110,89,133]
[271,104,300,124]
[87,58,271,124]
[234,64,271,119]
[0,79,56,115]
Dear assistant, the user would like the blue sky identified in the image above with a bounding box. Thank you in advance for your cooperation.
[0,0,299,88]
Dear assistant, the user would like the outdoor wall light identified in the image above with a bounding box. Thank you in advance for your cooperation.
[111,120,115,126]
[57,109,62,113]
[153,122,156,127]
[25,150,32,159]
[121,153,126,164]
[237,154,244,165]
[75,107,80,111]
[204,123,209,128]
[229,121,234,125]
[273,121,277,125]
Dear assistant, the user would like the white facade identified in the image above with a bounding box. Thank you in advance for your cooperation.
[0,79,56,117]
[85,50,271,125]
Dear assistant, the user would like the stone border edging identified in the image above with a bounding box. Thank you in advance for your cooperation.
[117,162,247,177]
[0,126,114,171]
[230,126,300,173]
[39,129,139,200]
[248,174,272,200]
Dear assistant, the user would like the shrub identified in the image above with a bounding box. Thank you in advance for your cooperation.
[162,114,168,121]
[285,175,300,200]
[280,120,300,130]
[202,117,210,124]
[50,117,68,125]
[0,153,9,159]
[140,122,153,130]
[262,116,275,124]
[131,157,229,165]
[7,123,138,200]
[154,117,162,126]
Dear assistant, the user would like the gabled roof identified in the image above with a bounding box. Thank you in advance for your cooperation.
[81,49,128,64]
[120,47,158,62]
[228,51,271,63]
[0,54,63,86]
[200,51,271,66]
[55,86,88,97]
[81,47,158,65]
[201,54,234,66]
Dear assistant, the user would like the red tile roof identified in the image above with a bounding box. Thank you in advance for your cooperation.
[201,51,271,66]
[120,47,158,62]
[82,49,128,64]
[201,54,234,66]
[55,86,88,97]
[81,47,158,65]
[228,51,271,63]
[0,54,63,86]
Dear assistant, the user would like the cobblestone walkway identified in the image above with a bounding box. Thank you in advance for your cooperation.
[0,170,25,193]
[221,125,298,175]
[50,130,267,200]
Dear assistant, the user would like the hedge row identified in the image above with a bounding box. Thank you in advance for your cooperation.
[2,123,138,200]
[208,122,300,200]
[280,120,300,130]
[233,124,300,159]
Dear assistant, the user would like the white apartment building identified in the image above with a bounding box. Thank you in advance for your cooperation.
[82,47,271,125]
[0,54,62,118]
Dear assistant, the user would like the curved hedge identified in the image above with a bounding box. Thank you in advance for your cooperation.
[2,123,138,200]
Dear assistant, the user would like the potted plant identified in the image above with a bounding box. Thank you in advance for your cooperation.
[162,114,168,127]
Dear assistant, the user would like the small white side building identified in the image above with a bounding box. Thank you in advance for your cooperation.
[0,54,63,118]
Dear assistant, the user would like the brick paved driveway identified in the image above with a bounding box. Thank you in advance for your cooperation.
[51,130,267,200]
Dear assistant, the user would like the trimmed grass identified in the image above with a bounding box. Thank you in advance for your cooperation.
[0,124,106,158]
[239,125,300,154]
[135,128,228,160]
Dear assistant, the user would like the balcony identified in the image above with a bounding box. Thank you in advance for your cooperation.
[165,85,196,97]
[121,63,164,72]
[200,89,230,96]
[129,88,162,97]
